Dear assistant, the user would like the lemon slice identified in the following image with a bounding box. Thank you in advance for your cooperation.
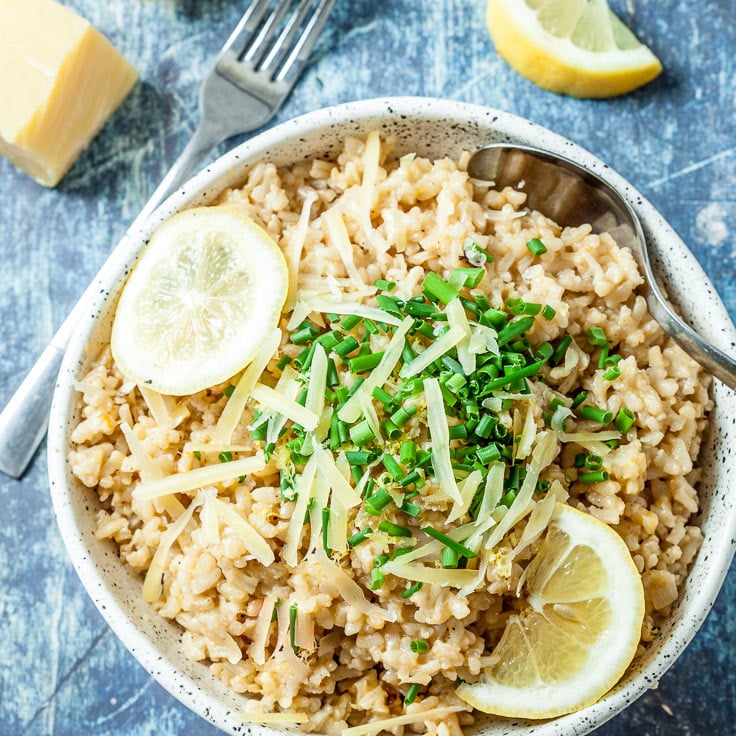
[486,0,662,98]
[457,502,645,719]
[111,205,288,396]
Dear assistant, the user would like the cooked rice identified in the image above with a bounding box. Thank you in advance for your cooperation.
[69,134,712,735]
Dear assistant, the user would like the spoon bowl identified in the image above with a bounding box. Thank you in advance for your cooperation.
[467,143,736,389]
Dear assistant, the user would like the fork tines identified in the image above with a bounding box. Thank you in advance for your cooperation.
[218,0,334,83]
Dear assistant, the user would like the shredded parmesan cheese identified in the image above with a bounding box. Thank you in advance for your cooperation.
[285,192,317,312]
[341,706,464,736]
[138,385,188,428]
[135,454,265,500]
[338,315,413,423]
[142,495,202,602]
[423,377,463,508]
[249,592,277,665]
[207,495,275,565]
[283,454,318,567]
[120,421,162,481]
[446,298,475,375]
[302,296,402,327]
[315,549,396,623]
[324,208,367,290]
[251,383,319,431]
[400,325,466,378]
[215,328,282,443]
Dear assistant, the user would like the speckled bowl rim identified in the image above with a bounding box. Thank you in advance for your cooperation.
[48,96,736,736]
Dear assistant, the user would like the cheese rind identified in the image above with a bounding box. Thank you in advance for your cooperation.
[0,0,137,187]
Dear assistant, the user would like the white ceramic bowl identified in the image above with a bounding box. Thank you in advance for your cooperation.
[48,97,736,736]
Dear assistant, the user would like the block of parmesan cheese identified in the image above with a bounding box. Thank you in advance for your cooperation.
[0,0,138,187]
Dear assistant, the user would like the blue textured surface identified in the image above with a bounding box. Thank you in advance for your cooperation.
[1,1,735,734]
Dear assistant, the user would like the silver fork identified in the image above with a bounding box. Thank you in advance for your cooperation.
[0,0,335,479]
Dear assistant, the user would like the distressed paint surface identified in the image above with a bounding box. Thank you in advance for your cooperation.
[0,0,734,734]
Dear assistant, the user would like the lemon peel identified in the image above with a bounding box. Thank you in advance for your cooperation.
[111,205,288,395]
[486,0,662,98]
[457,502,645,718]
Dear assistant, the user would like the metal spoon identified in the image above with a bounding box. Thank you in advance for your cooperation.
[467,143,736,389]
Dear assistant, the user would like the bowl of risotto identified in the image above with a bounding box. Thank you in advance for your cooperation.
[48,97,736,736]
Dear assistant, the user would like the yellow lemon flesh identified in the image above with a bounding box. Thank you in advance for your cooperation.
[486,0,662,98]
[457,502,645,719]
[111,205,288,396]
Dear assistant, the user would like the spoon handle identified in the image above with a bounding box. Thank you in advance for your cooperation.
[644,285,736,390]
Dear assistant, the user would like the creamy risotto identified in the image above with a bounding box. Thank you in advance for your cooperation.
[69,133,711,735]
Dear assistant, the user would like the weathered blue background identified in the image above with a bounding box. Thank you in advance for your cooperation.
[1,1,734,734]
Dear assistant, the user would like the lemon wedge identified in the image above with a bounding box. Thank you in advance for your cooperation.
[457,502,645,719]
[486,0,662,98]
[111,205,288,396]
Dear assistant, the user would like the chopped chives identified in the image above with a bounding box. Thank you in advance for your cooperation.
[337,419,349,445]
[579,405,613,424]
[534,342,554,362]
[390,404,418,427]
[321,507,331,554]
[597,343,610,369]
[441,355,464,374]
[347,377,365,397]
[550,335,572,365]
[349,352,384,373]
[400,500,421,517]
[382,454,406,481]
[481,308,508,330]
[381,419,402,440]
[441,546,460,569]
[403,300,435,318]
[378,520,413,538]
[289,604,299,653]
[585,454,603,470]
[223,384,235,398]
[574,452,587,468]
[315,330,343,351]
[497,316,535,346]
[218,451,233,463]
[614,406,636,433]
[375,279,395,291]
[445,373,467,394]
[345,450,373,466]
[571,390,588,409]
[500,489,517,507]
[376,294,404,319]
[363,319,378,335]
[291,324,319,345]
[341,314,362,330]
[365,489,393,513]
[423,272,459,304]
[399,440,417,466]
[541,304,556,320]
[410,639,429,654]
[603,365,622,381]
[347,528,372,547]
[372,386,395,406]
[370,567,385,590]
[404,683,421,705]
[474,414,496,439]
[326,357,339,388]
[399,471,422,487]
[579,470,610,484]
[448,267,485,289]
[526,237,548,256]
[334,336,360,358]
[506,298,542,316]
[484,360,544,390]
[448,423,467,440]
[421,526,477,558]
[476,443,501,464]
[586,326,608,346]
[390,546,414,561]
[276,355,292,371]
[402,582,423,599]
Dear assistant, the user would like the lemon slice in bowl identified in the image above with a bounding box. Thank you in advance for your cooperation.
[457,502,645,719]
[111,205,288,396]
[486,0,662,98]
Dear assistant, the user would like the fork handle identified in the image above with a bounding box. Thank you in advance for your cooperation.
[0,121,226,479]
[136,122,228,224]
